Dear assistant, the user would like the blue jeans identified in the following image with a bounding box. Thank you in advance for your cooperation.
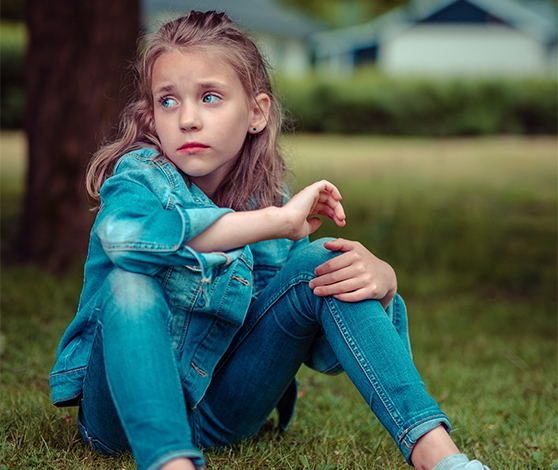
[79,240,450,470]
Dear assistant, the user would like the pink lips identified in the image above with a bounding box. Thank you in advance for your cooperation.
[177,142,209,154]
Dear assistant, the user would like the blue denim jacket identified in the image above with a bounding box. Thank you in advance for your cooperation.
[50,148,341,418]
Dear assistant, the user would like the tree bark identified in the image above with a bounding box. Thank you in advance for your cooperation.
[18,0,139,273]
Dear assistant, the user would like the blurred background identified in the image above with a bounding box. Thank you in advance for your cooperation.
[1,1,557,468]
[1,0,556,271]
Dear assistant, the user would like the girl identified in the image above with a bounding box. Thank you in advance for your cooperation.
[50,11,491,470]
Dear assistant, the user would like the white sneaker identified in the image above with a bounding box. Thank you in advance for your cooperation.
[464,460,491,470]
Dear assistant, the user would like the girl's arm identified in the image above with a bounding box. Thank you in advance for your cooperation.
[188,179,396,308]
[186,180,346,252]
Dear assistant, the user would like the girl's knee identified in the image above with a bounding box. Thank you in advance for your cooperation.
[292,238,339,274]
[102,269,168,323]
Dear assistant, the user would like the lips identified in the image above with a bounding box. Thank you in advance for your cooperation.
[177,142,209,154]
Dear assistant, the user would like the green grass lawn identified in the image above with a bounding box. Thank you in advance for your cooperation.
[1,132,557,469]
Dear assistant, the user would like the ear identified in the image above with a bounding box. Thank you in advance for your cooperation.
[248,93,271,134]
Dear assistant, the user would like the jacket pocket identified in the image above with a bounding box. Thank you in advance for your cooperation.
[159,248,253,350]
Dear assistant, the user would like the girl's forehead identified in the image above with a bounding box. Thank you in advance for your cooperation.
[151,48,245,91]
[154,48,235,76]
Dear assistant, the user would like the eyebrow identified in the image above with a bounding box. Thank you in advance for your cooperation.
[198,80,229,90]
[153,80,230,95]
[152,84,175,95]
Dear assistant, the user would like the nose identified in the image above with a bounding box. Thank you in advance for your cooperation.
[179,103,201,131]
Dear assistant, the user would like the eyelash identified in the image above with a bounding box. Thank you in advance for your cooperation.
[159,97,176,108]
[202,93,221,103]
[157,93,221,108]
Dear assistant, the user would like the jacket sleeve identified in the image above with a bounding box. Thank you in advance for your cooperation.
[95,157,238,278]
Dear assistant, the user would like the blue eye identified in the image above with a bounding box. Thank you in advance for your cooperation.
[161,97,177,108]
[203,94,220,104]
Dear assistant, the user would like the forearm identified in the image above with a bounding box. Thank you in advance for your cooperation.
[186,206,290,253]
[187,179,346,253]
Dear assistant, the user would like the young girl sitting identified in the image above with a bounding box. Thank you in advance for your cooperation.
[50,11,491,470]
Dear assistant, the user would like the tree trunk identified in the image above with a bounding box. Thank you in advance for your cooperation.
[18,0,139,273]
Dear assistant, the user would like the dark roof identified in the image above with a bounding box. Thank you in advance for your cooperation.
[141,0,326,38]
[413,0,557,42]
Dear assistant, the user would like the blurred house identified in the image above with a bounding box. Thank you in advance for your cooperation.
[141,0,325,77]
[314,0,558,77]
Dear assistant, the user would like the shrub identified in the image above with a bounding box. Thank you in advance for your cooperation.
[1,22,27,129]
[276,70,558,135]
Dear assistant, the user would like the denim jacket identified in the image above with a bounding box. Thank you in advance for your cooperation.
[50,148,341,426]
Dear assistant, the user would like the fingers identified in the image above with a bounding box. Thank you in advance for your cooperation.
[309,274,380,303]
[313,179,343,202]
[315,239,360,276]
[305,216,323,235]
[323,238,355,252]
[309,181,346,226]
[308,239,398,306]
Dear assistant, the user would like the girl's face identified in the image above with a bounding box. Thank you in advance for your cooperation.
[151,50,270,199]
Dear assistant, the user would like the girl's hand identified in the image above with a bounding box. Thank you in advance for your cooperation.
[282,180,346,240]
[308,238,397,308]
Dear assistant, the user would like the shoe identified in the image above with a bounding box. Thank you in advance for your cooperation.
[464,460,491,470]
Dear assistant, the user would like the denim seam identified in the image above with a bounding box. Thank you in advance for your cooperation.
[323,297,404,434]
[175,278,206,351]
[182,317,218,380]
[398,412,450,449]
[50,366,87,378]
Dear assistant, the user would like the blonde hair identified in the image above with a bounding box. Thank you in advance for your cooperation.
[86,11,288,210]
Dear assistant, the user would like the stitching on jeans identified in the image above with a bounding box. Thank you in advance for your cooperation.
[191,362,208,377]
[50,366,87,378]
[325,297,404,431]
[231,275,250,286]
[398,413,448,447]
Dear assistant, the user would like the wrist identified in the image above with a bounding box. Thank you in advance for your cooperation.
[262,205,292,239]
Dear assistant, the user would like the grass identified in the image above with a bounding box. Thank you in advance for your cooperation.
[1,132,557,469]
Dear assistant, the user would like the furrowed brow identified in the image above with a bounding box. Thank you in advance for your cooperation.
[153,84,175,95]
[198,80,228,90]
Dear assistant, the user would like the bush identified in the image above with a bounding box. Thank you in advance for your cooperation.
[1,22,27,129]
[276,70,558,135]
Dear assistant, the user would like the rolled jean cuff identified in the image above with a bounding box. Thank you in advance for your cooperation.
[145,448,206,470]
[399,413,452,466]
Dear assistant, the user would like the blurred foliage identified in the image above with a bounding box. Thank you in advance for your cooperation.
[2,14,557,135]
[278,0,558,26]
[1,22,26,129]
[276,69,558,135]
[279,0,409,27]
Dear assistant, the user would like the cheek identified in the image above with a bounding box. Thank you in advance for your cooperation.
[153,114,169,141]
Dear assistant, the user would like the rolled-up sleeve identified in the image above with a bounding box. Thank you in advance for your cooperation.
[95,156,237,278]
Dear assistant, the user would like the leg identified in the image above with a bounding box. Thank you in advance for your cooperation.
[79,269,204,470]
[412,426,460,470]
[195,240,450,465]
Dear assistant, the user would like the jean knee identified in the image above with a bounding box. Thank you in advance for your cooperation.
[101,269,169,326]
[292,238,339,275]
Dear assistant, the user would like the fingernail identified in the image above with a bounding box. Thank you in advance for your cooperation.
[308,281,314,289]
[314,288,321,295]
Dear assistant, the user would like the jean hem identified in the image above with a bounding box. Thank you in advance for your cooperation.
[145,448,206,470]
[398,413,452,465]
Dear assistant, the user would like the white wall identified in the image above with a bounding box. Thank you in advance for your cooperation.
[256,35,313,77]
[379,24,554,76]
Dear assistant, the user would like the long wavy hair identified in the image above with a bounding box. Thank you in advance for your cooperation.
[86,11,288,210]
